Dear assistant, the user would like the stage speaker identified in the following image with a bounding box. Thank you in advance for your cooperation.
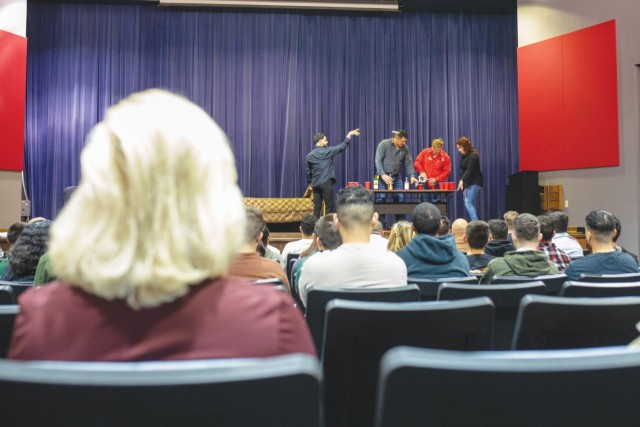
[508,171,538,186]
[506,185,540,215]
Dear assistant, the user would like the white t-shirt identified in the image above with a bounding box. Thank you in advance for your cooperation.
[369,234,390,251]
[298,242,408,307]
[282,238,314,260]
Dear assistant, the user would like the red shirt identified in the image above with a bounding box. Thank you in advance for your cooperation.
[414,148,451,182]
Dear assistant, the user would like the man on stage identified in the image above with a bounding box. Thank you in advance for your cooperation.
[414,138,451,203]
[306,128,360,218]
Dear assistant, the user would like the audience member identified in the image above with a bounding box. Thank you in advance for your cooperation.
[480,214,558,283]
[0,222,26,276]
[298,186,407,307]
[550,211,584,259]
[503,210,518,242]
[464,220,495,273]
[437,215,451,236]
[483,219,515,257]
[9,89,314,361]
[0,220,51,282]
[451,218,469,253]
[564,210,639,281]
[282,214,317,260]
[258,225,285,268]
[396,203,470,279]
[369,218,389,251]
[537,215,572,272]
[293,214,342,291]
[228,207,290,291]
[386,220,413,252]
[612,216,639,265]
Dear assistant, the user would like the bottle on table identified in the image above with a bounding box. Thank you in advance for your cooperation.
[373,175,379,190]
[404,177,409,190]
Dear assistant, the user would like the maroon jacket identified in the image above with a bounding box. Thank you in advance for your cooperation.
[9,278,315,361]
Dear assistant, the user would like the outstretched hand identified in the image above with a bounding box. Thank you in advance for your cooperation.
[347,128,360,138]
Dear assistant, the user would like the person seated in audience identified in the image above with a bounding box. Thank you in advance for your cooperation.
[437,215,451,236]
[480,214,558,283]
[258,225,285,268]
[483,219,515,257]
[298,186,407,308]
[386,220,413,252]
[537,215,572,272]
[9,89,315,361]
[503,210,518,242]
[564,210,639,281]
[228,207,290,291]
[550,211,584,259]
[281,214,317,260]
[293,214,342,292]
[397,203,470,279]
[369,218,389,250]
[451,218,469,253]
[0,220,51,282]
[464,220,495,274]
[0,222,27,276]
[612,216,639,265]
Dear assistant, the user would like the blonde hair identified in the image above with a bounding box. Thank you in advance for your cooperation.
[387,220,414,252]
[49,89,245,309]
[431,138,444,148]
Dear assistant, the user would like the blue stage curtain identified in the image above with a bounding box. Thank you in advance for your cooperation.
[25,4,518,221]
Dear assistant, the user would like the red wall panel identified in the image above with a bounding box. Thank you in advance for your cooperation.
[518,20,618,172]
[0,29,27,172]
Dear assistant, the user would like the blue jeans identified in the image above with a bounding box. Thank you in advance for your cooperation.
[376,176,404,227]
[463,184,481,221]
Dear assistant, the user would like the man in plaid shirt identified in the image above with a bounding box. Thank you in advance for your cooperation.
[537,215,571,271]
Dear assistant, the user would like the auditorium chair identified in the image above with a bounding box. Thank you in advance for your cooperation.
[512,294,640,350]
[560,281,640,297]
[0,281,34,298]
[285,253,300,285]
[305,285,420,353]
[249,278,286,292]
[407,276,478,300]
[376,345,640,427]
[0,305,19,357]
[491,273,567,294]
[0,353,321,426]
[437,281,546,350]
[322,297,494,427]
[0,285,16,305]
[579,272,640,283]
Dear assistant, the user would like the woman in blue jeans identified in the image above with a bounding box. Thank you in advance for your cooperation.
[456,137,484,221]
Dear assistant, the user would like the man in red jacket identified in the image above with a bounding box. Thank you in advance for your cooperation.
[414,138,451,203]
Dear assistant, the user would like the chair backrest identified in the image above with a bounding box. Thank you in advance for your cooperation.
[323,297,494,427]
[0,285,16,305]
[286,253,301,283]
[0,354,321,427]
[250,278,286,292]
[376,345,640,427]
[492,273,567,294]
[560,281,640,297]
[408,276,478,300]
[579,272,640,283]
[0,281,34,298]
[437,282,547,350]
[0,305,20,358]
[513,294,640,350]
[305,285,420,353]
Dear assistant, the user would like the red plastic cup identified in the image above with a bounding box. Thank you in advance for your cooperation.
[364,181,371,189]
[448,182,455,190]
[439,182,446,190]
[417,184,423,190]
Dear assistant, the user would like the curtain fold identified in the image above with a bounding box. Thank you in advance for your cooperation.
[25,4,519,221]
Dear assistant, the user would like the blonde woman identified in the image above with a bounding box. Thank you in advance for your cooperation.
[387,220,414,252]
[9,90,315,361]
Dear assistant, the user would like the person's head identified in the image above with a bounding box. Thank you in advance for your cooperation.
[537,215,555,243]
[465,220,490,250]
[613,215,622,244]
[392,130,408,148]
[456,136,476,155]
[62,186,78,207]
[437,215,451,236]
[412,203,442,236]
[8,220,51,279]
[585,210,617,246]
[371,218,384,235]
[6,222,27,246]
[451,218,468,237]
[244,207,265,247]
[48,89,245,309]
[550,211,569,233]
[488,219,509,240]
[260,225,271,246]
[315,214,342,251]
[335,186,375,234]
[503,211,518,231]
[313,133,327,147]
[512,213,541,247]
[431,138,444,156]
[387,220,413,252]
[300,214,318,237]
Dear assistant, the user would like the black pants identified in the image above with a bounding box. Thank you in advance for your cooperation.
[312,180,334,218]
